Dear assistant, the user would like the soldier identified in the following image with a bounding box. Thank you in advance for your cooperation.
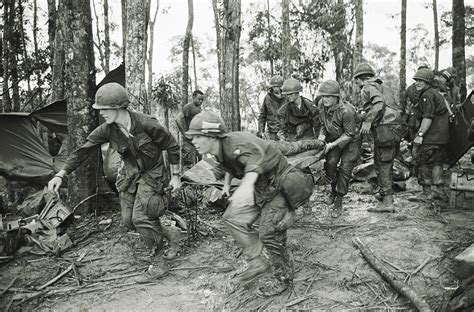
[353,63,403,213]
[405,64,430,141]
[278,78,319,141]
[317,80,362,218]
[48,83,182,259]
[176,90,205,167]
[186,111,313,297]
[434,67,460,107]
[411,68,449,202]
[257,75,285,140]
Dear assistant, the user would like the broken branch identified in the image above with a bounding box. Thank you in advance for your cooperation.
[352,237,432,312]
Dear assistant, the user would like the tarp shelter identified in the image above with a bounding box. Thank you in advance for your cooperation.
[0,101,66,183]
[448,90,474,166]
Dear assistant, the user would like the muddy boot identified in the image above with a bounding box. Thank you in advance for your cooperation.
[326,191,336,205]
[408,186,432,203]
[162,225,181,260]
[229,254,270,289]
[368,194,395,213]
[330,194,343,218]
[432,185,448,202]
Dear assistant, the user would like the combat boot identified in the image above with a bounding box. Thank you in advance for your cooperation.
[368,194,395,213]
[326,191,336,205]
[162,225,182,260]
[230,254,270,285]
[432,185,448,202]
[408,185,432,203]
[330,194,343,218]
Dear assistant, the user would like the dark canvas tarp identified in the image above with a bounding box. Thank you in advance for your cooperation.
[0,114,64,183]
[30,100,68,135]
[448,90,474,166]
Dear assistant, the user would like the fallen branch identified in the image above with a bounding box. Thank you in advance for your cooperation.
[37,251,87,290]
[91,272,143,282]
[352,237,432,312]
[1,277,18,297]
[285,292,317,307]
[169,265,212,271]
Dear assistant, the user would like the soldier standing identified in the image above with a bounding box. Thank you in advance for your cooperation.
[411,68,449,202]
[278,78,319,141]
[353,63,403,213]
[48,83,182,259]
[257,75,285,140]
[317,80,362,217]
[186,111,313,297]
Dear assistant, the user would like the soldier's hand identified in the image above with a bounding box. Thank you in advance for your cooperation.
[360,121,372,135]
[169,176,182,192]
[48,177,63,197]
[413,135,423,145]
[274,210,296,231]
[221,183,231,198]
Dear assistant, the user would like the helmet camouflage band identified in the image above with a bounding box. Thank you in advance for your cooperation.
[185,111,228,139]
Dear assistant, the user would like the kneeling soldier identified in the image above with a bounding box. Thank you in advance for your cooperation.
[186,111,313,297]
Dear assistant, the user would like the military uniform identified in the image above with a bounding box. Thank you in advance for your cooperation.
[258,93,285,140]
[319,101,362,197]
[360,79,403,197]
[63,111,180,248]
[278,97,319,141]
[218,131,312,290]
[415,87,449,189]
[177,102,202,166]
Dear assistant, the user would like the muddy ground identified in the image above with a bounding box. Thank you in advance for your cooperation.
[1,176,473,312]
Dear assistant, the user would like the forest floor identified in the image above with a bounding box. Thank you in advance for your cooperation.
[1,176,474,312]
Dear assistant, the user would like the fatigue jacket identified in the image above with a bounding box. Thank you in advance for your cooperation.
[417,87,449,145]
[258,93,285,134]
[359,79,403,128]
[63,111,180,193]
[278,96,319,139]
[319,100,360,148]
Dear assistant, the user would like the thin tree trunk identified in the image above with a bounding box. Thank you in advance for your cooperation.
[400,0,407,109]
[354,0,363,66]
[181,0,194,107]
[191,35,198,90]
[266,0,273,75]
[92,0,106,73]
[121,0,127,62]
[19,0,31,94]
[50,1,65,102]
[147,0,159,116]
[2,0,12,113]
[62,0,99,211]
[47,0,56,63]
[281,0,290,78]
[211,0,223,111]
[103,0,110,73]
[125,0,149,113]
[9,0,20,111]
[221,0,241,131]
[433,0,439,70]
[452,0,466,101]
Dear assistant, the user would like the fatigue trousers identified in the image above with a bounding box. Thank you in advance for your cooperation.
[415,144,446,187]
[325,139,362,196]
[120,181,167,248]
[223,192,293,281]
[374,143,399,196]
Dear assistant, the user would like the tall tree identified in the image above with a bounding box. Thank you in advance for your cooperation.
[266,0,274,75]
[50,1,65,102]
[212,0,222,104]
[181,0,194,107]
[354,0,363,65]
[433,0,439,69]
[2,0,12,112]
[452,0,466,101]
[103,0,110,73]
[47,0,56,62]
[191,36,198,90]
[121,0,127,62]
[125,0,149,113]
[281,0,290,78]
[147,0,159,115]
[400,0,407,109]
[62,0,99,210]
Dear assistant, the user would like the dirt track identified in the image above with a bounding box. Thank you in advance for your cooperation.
[1,177,473,311]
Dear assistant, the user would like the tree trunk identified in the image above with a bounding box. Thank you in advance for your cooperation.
[332,0,352,85]
[147,0,159,116]
[125,0,149,113]
[281,0,290,78]
[211,0,223,109]
[103,0,110,74]
[121,0,127,62]
[50,1,65,102]
[47,0,56,63]
[433,0,439,70]
[354,0,363,66]
[19,1,31,95]
[92,0,106,73]
[62,0,99,211]
[452,0,466,101]
[2,0,12,113]
[33,0,42,102]
[221,0,241,131]
[266,0,273,75]
[9,0,19,111]
[181,0,194,107]
[191,35,198,90]
[400,0,407,109]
